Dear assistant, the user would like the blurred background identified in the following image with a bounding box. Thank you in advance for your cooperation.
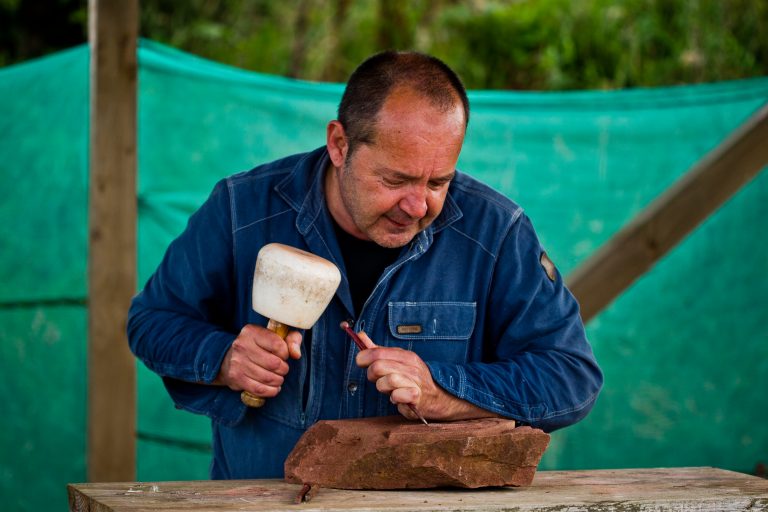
[2,0,767,88]
[1,1,767,511]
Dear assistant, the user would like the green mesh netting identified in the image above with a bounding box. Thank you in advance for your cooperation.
[1,39,766,511]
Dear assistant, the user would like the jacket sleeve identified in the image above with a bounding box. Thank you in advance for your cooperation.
[127,179,246,426]
[426,214,603,432]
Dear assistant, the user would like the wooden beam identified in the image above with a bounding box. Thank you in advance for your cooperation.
[567,102,768,323]
[87,0,138,482]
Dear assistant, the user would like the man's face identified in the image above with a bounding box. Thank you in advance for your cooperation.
[326,87,465,248]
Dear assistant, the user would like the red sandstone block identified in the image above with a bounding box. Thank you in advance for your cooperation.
[284,416,550,489]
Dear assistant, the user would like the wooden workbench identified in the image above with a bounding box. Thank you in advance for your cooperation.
[68,467,768,511]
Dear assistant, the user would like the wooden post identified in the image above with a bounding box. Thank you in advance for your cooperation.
[87,0,138,481]
[567,103,768,323]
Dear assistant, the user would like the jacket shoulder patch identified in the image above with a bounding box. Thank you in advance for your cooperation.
[540,252,557,282]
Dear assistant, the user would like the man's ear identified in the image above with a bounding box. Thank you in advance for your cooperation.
[326,120,348,168]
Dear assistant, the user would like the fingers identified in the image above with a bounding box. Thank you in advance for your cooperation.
[354,341,428,411]
[367,358,423,388]
[219,324,303,397]
[377,374,421,404]
[355,344,420,370]
[233,325,291,371]
[240,365,284,397]
[372,363,422,409]
[248,324,292,359]
[395,402,419,421]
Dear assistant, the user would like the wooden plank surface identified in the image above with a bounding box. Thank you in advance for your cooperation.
[567,102,768,323]
[87,0,139,482]
[68,467,768,511]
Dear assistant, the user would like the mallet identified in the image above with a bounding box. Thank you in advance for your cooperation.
[241,243,341,408]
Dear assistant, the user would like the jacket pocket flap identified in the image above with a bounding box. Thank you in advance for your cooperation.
[388,301,476,340]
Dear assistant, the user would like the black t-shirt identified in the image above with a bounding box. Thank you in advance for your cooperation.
[332,220,402,316]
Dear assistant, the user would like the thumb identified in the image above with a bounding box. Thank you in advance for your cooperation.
[357,330,377,349]
[286,330,303,359]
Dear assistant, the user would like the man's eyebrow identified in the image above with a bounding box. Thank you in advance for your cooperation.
[430,171,456,184]
[376,167,456,183]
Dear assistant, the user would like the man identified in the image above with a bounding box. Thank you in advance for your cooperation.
[128,51,603,479]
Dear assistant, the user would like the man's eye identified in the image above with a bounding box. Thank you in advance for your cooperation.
[428,181,450,190]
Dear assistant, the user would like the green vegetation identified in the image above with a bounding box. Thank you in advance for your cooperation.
[2,0,767,89]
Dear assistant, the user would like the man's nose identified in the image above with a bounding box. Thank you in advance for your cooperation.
[399,186,428,219]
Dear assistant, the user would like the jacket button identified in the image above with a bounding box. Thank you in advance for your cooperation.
[347,382,358,394]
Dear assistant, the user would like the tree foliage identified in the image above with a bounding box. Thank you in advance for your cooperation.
[0,0,86,68]
[2,0,766,90]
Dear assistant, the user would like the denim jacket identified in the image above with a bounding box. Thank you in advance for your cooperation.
[128,146,603,479]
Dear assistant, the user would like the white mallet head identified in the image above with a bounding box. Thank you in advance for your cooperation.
[252,243,341,329]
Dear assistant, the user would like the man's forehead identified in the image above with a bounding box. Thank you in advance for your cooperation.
[378,85,464,119]
[368,105,466,148]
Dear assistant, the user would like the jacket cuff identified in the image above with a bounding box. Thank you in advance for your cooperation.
[160,331,247,427]
[425,361,545,421]
[194,330,236,383]
[162,377,247,427]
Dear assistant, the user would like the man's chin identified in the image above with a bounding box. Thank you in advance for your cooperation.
[370,229,418,249]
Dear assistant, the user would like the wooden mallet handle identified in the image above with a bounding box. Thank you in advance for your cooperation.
[240,319,291,408]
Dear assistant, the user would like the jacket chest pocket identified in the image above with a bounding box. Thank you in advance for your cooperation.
[386,301,476,363]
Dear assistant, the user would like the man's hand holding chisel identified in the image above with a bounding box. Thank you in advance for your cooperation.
[343,322,505,425]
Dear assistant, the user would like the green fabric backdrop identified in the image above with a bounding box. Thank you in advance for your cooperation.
[1,40,766,511]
